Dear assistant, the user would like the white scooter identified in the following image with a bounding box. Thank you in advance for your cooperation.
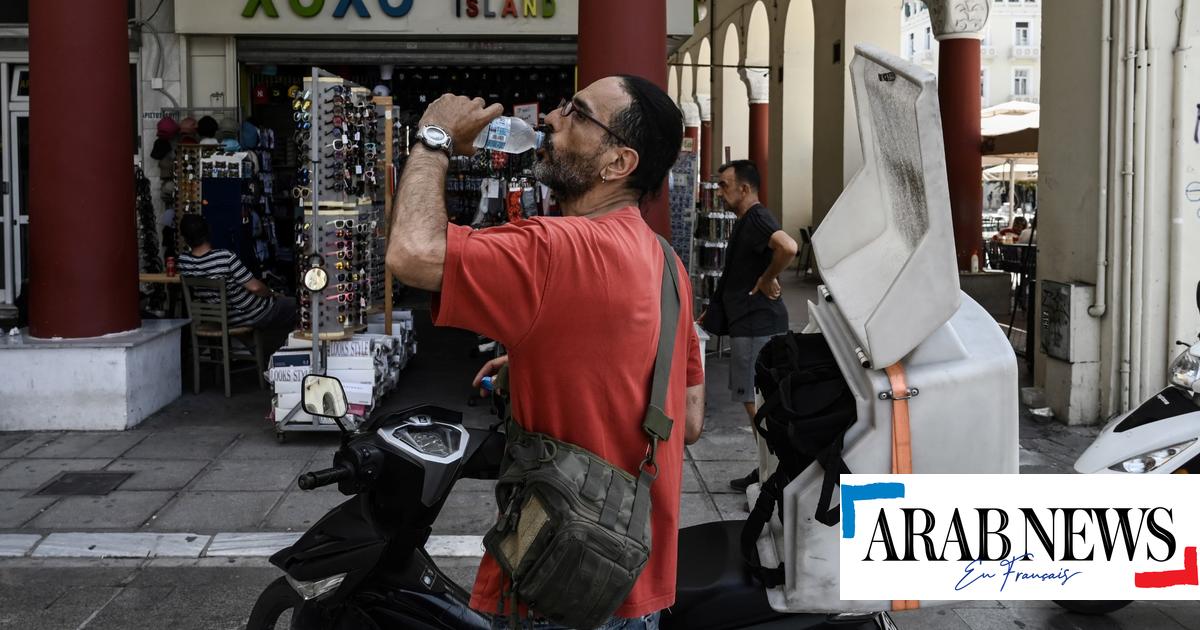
[1073,281,1200,477]
[1055,281,1200,615]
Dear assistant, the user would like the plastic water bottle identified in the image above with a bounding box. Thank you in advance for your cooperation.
[474,117,544,154]
[481,376,495,392]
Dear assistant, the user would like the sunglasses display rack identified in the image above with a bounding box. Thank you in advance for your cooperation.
[295,210,379,338]
[174,144,220,214]
[669,149,699,274]
[691,180,731,314]
[291,70,390,345]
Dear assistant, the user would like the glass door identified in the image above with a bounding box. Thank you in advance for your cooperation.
[1,62,9,304]
[7,107,27,302]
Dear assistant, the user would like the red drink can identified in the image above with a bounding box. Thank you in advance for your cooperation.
[166,257,176,277]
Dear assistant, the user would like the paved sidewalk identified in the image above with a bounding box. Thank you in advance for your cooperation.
[6,274,1172,630]
[0,274,1095,554]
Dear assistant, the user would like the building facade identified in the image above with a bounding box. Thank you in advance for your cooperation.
[902,0,1041,107]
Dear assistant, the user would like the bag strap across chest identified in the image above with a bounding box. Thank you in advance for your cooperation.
[495,235,681,475]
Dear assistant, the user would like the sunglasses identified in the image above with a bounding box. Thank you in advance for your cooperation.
[558,97,631,147]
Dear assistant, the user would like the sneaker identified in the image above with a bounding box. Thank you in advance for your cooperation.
[729,468,760,492]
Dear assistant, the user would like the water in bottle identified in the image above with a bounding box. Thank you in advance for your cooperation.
[474,117,544,154]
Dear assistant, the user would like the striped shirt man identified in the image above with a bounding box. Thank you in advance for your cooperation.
[178,249,272,327]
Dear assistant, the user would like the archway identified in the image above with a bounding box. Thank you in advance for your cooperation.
[782,0,815,233]
[721,22,748,166]
[668,63,679,104]
[680,49,695,109]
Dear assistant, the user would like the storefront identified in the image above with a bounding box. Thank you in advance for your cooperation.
[160,0,691,289]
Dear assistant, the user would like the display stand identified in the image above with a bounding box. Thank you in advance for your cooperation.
[276,67,390,438]
[692,180,733,355]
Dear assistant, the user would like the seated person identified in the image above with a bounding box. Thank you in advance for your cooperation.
[177,214,296,355]
[992,216,1027,242]
[1017,216,1037,245]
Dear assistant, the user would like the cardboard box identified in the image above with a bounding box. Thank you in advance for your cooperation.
[274,393,301,411]
[327,368,376,387]
[270,366,311,384]
[271,349,312,368]
[342,381,376,406]
[273,380,302,395]
[327,355,379,371]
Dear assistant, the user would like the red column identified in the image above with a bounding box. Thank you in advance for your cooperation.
[748,102,770,206]
[684,125,699,147]
[938,39,983,271]
[29,1,138,337]
[578,0,670,238]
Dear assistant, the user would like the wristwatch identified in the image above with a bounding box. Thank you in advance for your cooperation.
[415,125,454,157]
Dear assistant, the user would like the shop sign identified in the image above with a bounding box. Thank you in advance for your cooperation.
[455,0,556,19]
[175,0,691,36]
[241,0,414,19]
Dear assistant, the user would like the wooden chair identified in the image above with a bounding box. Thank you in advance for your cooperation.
[180,276,266,397]
[794,227,815,279]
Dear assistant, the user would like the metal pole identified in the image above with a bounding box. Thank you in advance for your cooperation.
[310,66,321,375]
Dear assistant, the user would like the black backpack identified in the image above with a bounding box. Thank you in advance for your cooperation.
[741,332,858,588]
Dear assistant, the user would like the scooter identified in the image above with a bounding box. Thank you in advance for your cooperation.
[1053,280,1200,616]
[247,374,897,630]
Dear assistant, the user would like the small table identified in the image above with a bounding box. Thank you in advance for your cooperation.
[139,272,182,285]
[139,273,183,317]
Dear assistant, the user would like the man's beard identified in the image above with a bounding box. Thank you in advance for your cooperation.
[533,133,601,204]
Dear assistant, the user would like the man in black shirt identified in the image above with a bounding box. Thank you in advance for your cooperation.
[704,160,798,491]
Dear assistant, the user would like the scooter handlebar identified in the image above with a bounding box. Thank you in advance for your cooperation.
[297,464,353,490]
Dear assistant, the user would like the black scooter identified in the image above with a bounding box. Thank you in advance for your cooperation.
[247,375,897,630]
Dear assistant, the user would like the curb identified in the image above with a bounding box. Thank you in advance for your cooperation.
[0,532,484,560]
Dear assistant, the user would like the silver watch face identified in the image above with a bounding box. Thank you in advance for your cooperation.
[422,126,450,146]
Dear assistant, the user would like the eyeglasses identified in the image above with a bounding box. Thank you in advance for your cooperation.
[558,97,631,147]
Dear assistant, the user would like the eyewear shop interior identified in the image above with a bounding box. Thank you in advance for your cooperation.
[138,55,590,435]
[236,60,576,290]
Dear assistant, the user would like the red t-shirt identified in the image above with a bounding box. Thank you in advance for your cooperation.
[432,207,705,619]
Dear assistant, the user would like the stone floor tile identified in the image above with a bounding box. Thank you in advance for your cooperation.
[221,429,331,460]
[189,459,308,492]
[711,493,750,521]
[27,491,175,529]
[25,432,148,459]
[0,458,114,491]
[679,492,722,528]
[102,458,209,490]
[955,603,1183,630]
[686,429,759,462]
[431,491,499,535]
[889,606,973,630]
[120,431,237,460]
[0,490,59,527]
[692,459,758,494]
[148,491,283,532]
[0,432,61,458]
[263,490,352,531]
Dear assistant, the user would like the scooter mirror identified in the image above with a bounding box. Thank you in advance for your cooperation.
[302,375,349,418]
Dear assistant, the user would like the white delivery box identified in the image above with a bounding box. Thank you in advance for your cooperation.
[751,44,1019,614]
